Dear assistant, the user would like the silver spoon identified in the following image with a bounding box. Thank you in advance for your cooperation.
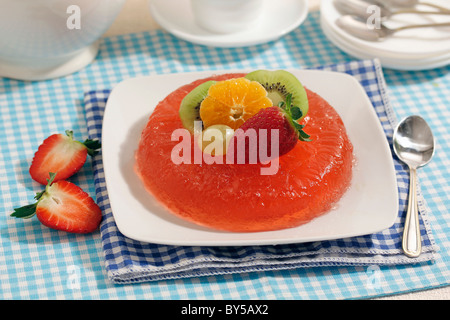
[336,15,450,41]
[334,0,450,20]
[376,0,450,12]
[393,115,435,258]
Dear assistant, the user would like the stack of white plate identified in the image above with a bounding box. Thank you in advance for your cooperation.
[320,0,450,70]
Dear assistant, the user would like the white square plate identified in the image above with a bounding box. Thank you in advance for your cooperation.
[102,70,398,246]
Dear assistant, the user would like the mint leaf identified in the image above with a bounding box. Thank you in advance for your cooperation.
[285,94,292,112]
[291,107,302,120]
[278,93,312,143]
[292,122,304,130]
[298,130,311,141]
[291,120,311,141]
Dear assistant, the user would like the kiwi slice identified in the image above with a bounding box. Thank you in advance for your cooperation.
[245,70,308,120]
[179,80,215,133]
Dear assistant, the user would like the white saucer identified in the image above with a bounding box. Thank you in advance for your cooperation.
[321,0,450,58]
[320,0,450,70]
[148,0,308,47]
[321,16,450,70]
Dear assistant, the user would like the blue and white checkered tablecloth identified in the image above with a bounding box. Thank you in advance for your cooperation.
[0,11,449,299]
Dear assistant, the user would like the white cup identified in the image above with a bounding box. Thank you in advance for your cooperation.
[191,0,265,34]
[0,0,126,81]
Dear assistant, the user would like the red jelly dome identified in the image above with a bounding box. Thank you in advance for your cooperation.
[135,73,353,232]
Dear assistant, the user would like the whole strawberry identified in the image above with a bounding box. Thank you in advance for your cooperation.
[228,94,310,163]
[11,173,102,234]
[29,130,101,185]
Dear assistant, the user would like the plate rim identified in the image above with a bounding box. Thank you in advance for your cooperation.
[102,69,399,246]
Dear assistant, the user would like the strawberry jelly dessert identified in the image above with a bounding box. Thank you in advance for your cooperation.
[135,73,353,232]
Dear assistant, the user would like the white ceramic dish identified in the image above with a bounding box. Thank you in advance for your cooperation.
[321,16,450,70]
[0,0,126,81]
[102,70,399,246]
[148,0,308,47]
[320,0,450,58]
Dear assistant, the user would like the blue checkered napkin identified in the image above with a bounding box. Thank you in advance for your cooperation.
[84,59,437,284]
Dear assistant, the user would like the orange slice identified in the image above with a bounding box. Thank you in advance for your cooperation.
[199,77,273,130]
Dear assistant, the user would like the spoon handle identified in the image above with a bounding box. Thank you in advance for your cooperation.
[422,2,450,13]
[402,167,422,258]
[395,22,450,32]
[394,9,450,15]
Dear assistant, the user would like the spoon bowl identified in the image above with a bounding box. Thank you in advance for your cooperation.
[393,115,435,258]
[393,115,435,169]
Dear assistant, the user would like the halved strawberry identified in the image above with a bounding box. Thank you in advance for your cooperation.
[11,173,102,234]
[228,94,311,163]
[29,130,101,185]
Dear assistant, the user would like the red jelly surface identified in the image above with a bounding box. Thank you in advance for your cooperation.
[135,73,354,232]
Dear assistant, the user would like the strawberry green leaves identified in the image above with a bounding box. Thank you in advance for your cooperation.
[11,173,57,219]
[83,138,102,156]
[10,203,38,219]
[278,94,311,142]
[65,130,101,156]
